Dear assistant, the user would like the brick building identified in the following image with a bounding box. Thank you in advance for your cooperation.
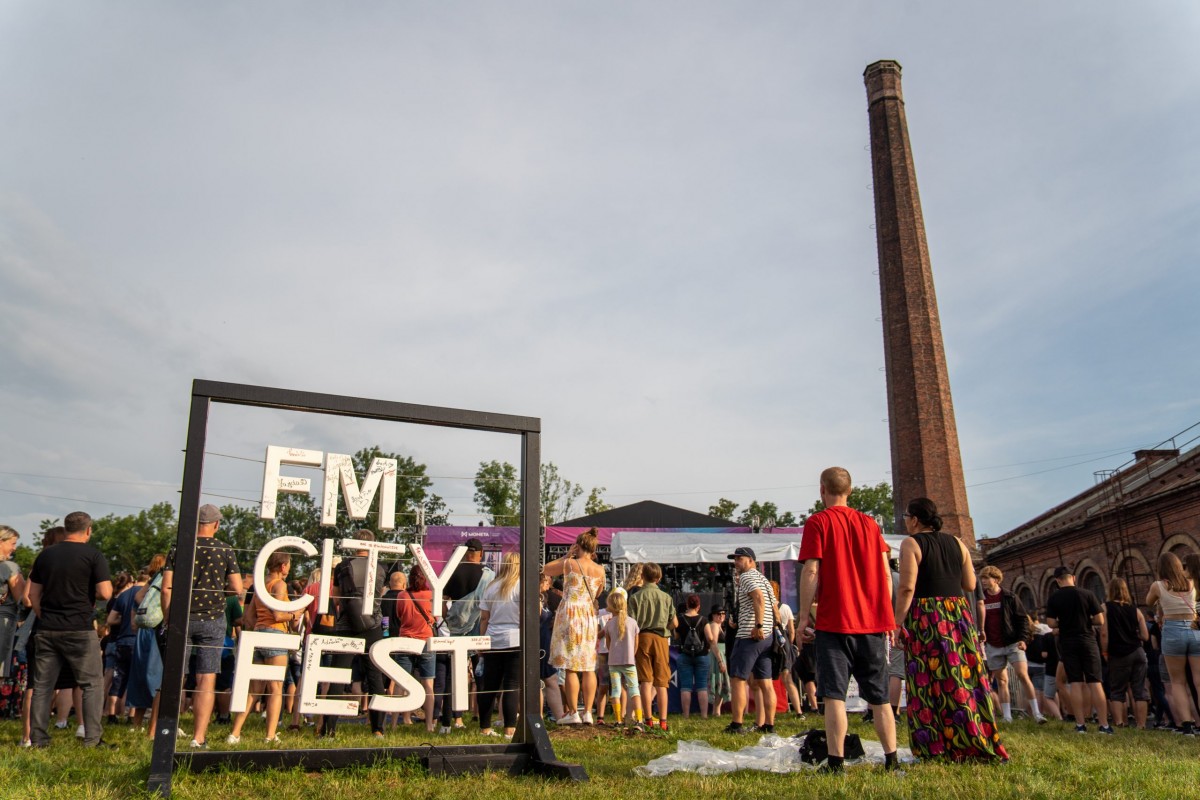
[980,435,1200,613]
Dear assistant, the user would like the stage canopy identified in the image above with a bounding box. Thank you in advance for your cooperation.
[609,531,909,564]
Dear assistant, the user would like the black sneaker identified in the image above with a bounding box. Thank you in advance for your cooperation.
[1177,722,1197,736]
[722,722,746,734]
[817,759,845,774]
[759,724,775,735]
[1098,725,1115,735]
[1074,725,1088,734]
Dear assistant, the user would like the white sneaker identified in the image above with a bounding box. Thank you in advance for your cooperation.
[1035,714,1047,724]
[54,721,69,730]
[20,739,32,748]
[226,734,240,745]
[438,725,452,735]
[581,712,594,725]
[75,725,86,738]
[176,728,186,738]
[556,712,581,725]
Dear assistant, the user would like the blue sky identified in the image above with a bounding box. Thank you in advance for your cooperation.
[1,3,1197,541]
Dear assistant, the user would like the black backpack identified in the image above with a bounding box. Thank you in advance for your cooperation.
[334,558,379,632]
[681,616,707,657]
[798,729,865,764]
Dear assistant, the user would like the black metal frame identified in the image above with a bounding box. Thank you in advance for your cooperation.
[148,379,585,797]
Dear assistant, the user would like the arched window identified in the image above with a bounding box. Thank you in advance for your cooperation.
[1017,585,1036,615]
[1083,571,1107,603]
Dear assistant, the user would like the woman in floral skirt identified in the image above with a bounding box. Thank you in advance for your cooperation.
[894,497,1008,762]
[544,529,605,724]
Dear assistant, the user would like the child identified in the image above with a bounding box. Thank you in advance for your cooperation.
[603,590,642,727]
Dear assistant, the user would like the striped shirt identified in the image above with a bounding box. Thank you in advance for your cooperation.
[734,568,775,639]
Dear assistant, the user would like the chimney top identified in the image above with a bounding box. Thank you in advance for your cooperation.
[864,60,904,105]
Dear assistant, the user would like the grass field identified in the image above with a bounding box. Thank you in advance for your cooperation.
[2,713,1198,800]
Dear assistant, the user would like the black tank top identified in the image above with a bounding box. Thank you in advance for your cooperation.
[912,531,965,599]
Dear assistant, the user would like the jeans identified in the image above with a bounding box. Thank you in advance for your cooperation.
[31,630,105,746]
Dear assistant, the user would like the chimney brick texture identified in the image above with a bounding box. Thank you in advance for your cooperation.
[864,60,976,550]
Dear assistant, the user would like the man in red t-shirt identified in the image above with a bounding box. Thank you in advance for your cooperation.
[796,467,898,773]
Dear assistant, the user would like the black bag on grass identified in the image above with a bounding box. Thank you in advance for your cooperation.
[797,729,865,764]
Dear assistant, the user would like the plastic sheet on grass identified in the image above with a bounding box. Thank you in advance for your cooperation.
[633,734,914,777]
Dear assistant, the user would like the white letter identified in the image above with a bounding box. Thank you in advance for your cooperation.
[300,635,364,717]
[368,637,428,713]
[230,631,302,713]
[254,536,317,613]
[321,453,397,529]
[317,537,335,615]
[260,445,323,521]
[429,636,491,713]
[410,544,465,614]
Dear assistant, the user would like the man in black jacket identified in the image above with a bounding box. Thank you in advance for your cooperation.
[979,566,1044,723]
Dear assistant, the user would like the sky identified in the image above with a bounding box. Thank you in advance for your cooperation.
[2,3,1198,542]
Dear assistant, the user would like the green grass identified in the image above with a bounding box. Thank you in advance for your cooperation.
[1,714,1197,800]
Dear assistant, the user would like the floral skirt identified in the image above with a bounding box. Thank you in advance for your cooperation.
[903,595,1008,762]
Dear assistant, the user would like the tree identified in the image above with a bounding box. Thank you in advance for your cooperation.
[541,462,582,525]
[474,460,521,525]
[90,502,179,575]
[736,501,798,529]
[800,481,894,527]
[708,498,740,521]
[584,487,613,516]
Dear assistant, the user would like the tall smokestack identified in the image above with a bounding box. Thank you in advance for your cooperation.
[864,60,976,549]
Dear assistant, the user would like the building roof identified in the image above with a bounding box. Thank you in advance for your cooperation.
[982,440,1200,558]
[553,499,737,528]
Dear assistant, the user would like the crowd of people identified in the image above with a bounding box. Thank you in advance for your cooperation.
[3,470,1200,775]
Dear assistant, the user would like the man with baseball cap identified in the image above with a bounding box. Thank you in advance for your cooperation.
[163,504,242,749]
[1045,566,1111,734]
[723,546,779,734]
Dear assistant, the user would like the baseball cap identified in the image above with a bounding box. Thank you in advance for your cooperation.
[1053,566,1071,579]
[198,504,223,524]
[465,537,484,552]
[727,546,756,560]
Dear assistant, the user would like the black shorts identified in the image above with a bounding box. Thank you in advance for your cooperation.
[814,630,889,705]
[1106,649,1149,702]
[1057,635,1103,684]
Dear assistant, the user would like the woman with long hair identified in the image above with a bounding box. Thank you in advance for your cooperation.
[227,552,303,745]
[129,554,166,733]
[675,594,710,718]
[478,552,521,738]
[393,564,437,732]
[0,526,25,683]
[1103,577,1149,728]
[894,497,1007,761]
[1145,552,1200,734]
[544,529,605,724]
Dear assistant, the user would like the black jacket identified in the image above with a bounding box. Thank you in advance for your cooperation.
[994,589,1030,646]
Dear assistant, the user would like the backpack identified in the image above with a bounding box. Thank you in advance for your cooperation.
[334,558,379,633]
[798,729,865,764]
[681,616,707,657]
[135,574,164,629]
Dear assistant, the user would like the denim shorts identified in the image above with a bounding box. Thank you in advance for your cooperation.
[729,636,774,681]
[252,626,293,660]
[395,650,436,680]
[186,617,226,675]
[676,651,712,691]
[1160,619,1200,658]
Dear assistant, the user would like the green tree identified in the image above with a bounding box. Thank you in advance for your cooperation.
[90,502,179,574]
[800,482,894,527]
[13,544,36,575]
[474,460,521,525]
[541,462,583,525]
[736,501,798,529]
[584,487,613,516]
[708,498,740,521]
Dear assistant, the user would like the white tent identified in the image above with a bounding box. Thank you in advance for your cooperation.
[608,530,908,564]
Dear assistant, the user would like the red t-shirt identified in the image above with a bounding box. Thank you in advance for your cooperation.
[798,505,894,634]
[394,589,435,640]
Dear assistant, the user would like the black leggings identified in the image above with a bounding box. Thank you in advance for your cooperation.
[477,649,521,731]
[326,628,385,735]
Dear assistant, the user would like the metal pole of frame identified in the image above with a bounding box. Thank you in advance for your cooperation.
[148,388,211,797]
[519,431,587,779]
